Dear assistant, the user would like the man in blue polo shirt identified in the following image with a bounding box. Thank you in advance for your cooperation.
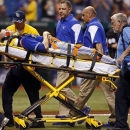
[54,0,90,126]
[69,6,115,125]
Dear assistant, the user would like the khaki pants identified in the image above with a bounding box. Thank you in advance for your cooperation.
[72,79,115,115]
[56,72,115,116]
[56,71,77,115]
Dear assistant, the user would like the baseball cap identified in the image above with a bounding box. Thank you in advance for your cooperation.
[12,10,25,23]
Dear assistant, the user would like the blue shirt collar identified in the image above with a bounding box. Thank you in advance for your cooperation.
[60,14,73,22]
[87,18,98,26]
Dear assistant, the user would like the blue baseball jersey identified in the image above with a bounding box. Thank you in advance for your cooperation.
[21,34,46,52]
[56,14,83,44]
[83,18,108,53]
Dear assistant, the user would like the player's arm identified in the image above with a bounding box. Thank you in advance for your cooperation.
[42,31,52,50]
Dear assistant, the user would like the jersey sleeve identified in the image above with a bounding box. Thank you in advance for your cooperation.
[88,25,102,45]
[71,23,83,44]
[21,35,45,52]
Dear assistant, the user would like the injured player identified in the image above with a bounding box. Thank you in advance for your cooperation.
[0,29,116,66]
[0,29,52,52]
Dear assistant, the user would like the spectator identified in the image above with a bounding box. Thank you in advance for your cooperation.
[41,0,55,22]
[16,0,28,12]
[113,0,125,11]
[0,4,9,21]
[90,0,113,31]
[124,0,130,9]
[24,0,38,22]
[75,9,82,21]
[55,0,61,21]
[110,4,120,17]
[4,0,17,20]
[37,0,42,21]
[72,0,86,18]
[113,0,130,24]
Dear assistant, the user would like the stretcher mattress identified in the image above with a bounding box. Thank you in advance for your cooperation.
[0,44,119,75]
[54,41,116,65]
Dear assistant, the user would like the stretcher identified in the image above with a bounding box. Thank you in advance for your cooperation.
[0,37,120,130]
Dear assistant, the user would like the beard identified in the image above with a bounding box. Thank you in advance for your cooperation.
[113,25,119,33]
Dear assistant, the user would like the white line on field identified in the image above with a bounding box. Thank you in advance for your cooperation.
[39,114,130,117]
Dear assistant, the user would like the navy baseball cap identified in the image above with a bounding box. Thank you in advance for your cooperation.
[12,10,25,23]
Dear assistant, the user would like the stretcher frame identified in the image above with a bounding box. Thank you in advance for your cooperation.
[0,60,119,130]
[1,61,119,130]
[0,38,119,130]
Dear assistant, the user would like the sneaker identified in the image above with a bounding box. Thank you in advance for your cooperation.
[102,123,114,127]
[77,106,91,124]
[0,117,9,130]
[30,121,45,128]
[52,115,75,127]
[107,127,129,130]
[6,119,14,127]
[108,114,116,125]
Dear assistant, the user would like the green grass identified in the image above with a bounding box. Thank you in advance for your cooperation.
[0,86,130,130]
[0,86,110,113]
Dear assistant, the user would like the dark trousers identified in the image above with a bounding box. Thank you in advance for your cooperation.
[0,112,5,123]
[115,73,130,128]
[2,67,42,121]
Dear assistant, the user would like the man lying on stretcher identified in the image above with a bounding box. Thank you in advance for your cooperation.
[0,30,52,52]
[0,29,116,65]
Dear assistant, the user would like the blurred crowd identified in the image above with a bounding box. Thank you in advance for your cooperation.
[0,0,130,25]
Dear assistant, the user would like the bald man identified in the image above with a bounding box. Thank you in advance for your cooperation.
[69,6,116,125]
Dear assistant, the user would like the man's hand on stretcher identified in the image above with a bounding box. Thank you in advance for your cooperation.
[42,31,53,50]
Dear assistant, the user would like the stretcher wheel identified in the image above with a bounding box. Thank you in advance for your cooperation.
[91,124,101,130]
[85,122,91,129]
[14,122,19,128]
[19,122,30,130]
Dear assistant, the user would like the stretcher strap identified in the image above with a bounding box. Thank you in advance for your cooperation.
[72,44,83,69]
[5,35,21,53]
[73,44,82,56]
[4,35,31,62]
[24,51,31,61]
[89,51,102,71]
[4,35,21,61]
[50,37,59,49]
[1,36,10,43]
[5,36,13,53]
[66,43,71,68]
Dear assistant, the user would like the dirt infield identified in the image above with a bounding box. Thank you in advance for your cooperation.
[41,110,110,115]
